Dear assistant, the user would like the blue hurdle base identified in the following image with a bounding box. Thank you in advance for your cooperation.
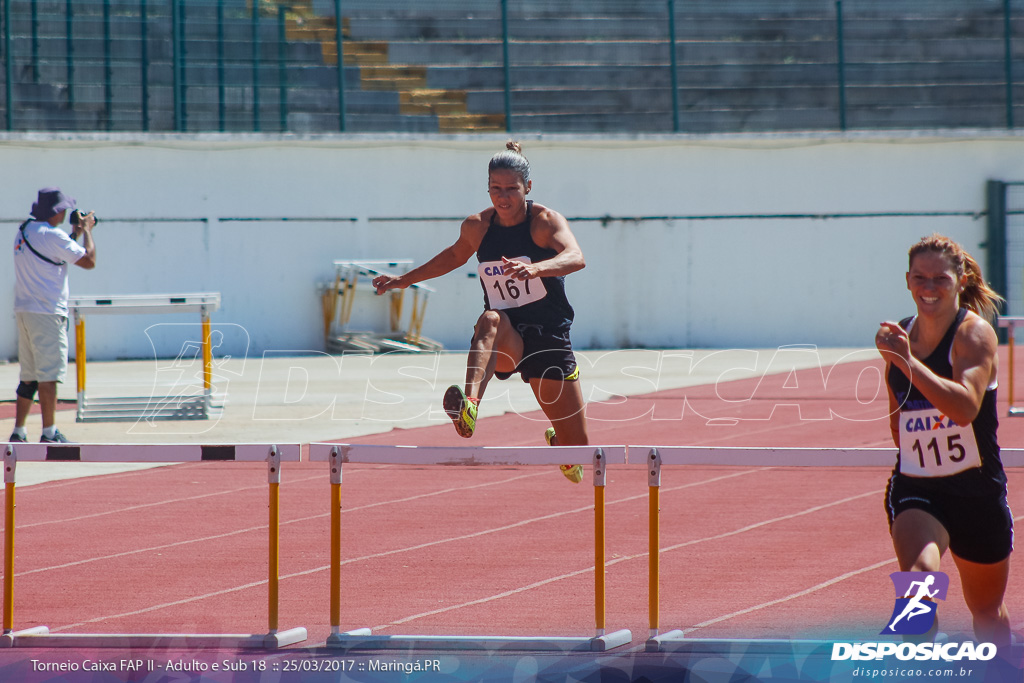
[327,628,632,652]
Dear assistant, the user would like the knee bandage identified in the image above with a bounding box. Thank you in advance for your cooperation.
[16,381,39,401]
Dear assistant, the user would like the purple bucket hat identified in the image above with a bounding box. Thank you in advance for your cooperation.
[30,187,76,221]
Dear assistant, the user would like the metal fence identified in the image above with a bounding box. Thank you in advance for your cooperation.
[1,0,1021,133]
[990,180,1024,318]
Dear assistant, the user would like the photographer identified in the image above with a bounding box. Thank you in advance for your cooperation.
[9,187,97,443]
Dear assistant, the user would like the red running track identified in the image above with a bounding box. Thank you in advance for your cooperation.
[2,353,1023,648]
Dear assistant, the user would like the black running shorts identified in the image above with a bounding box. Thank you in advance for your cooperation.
[492,321,578,383]
[885,473,1013,564]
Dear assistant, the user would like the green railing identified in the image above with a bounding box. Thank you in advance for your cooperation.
[0,0,1021,133]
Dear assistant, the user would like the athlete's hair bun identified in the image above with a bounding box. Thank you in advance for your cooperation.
[489,140,530,183]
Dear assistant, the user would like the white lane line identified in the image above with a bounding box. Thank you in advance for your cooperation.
[10,463,526,529]
[370,486,882,632]
[16,465,175,490]
[10,474,323,529]
[52,579,271,632]
[280,468,770,582]
[48,468,767,630]
[658,489,882,555]
[50,467,885,634]
[680,558,897,635]
[13,471,549,578]
[674,503,1024,635]
[374,567,596,631]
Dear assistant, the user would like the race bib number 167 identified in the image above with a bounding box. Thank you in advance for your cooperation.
[478,257,547,310]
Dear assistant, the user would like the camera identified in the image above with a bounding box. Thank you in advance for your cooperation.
[69,209,97,228]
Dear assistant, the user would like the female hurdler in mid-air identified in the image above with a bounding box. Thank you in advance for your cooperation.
[373,141,588,483]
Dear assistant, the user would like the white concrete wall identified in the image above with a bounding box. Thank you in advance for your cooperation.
[1,131,1021,361]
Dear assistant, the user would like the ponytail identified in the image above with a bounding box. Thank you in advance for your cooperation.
[960,252,1003,321]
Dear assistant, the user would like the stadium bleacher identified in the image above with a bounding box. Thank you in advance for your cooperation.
[1,0,1019,133]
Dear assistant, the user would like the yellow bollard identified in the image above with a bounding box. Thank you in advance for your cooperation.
[649,486,660,637]
[389,290,404,334]
[4,447,17,634]
[331,483,341,631]
[1009,323,1016,409]
[329,446,343,636]
[592,448,610,637]
[594,484,606,635]
[75,314,86,396]
[3,481,14,633]
[647,448,662,639]
[267,446,281,634]
[268,482,279,632]
[201,312,212,393]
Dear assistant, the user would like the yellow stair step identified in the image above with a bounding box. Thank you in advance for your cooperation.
[401,101,468,116]
[402,89,466,105]
[321,41,389,66]
[438,113,507,133]
[362,77,429,91]
[360,65,428,90]
[258,5,507,132]
[400,89,468,116]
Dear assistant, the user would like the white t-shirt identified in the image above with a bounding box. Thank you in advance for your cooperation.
[13,219,87,315]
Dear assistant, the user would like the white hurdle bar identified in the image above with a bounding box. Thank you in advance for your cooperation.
[639,446,1024,653]
[309,443,633,652]
[1,443,307,649]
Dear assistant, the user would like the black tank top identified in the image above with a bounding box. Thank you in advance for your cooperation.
[887,307,1005,492]
[475,200,574,327]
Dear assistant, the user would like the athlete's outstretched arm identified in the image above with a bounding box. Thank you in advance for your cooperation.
[373,216,485,293]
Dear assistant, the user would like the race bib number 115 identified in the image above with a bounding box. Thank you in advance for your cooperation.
[898,408,981,477]
[478,257,547,310]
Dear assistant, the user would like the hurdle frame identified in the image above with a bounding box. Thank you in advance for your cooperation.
[640,446,1024,653]
[998,316,1024,416]
[69,293,222,422]
[310,443,632,652]
[0,443,307,649]
[321,261,440,354]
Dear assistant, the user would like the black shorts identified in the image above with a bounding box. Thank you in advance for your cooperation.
[493,321,578,383]
[885,473,1014,564]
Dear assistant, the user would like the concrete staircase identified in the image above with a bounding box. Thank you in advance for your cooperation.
[276,0,505,132]
[0,0,1018,134]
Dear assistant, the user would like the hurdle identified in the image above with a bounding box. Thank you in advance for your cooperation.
[998,317,1024,416]
[309,443,632,652]
[640,446,1024,653]
[320,261,441,354]
[1,443,307,649]
[69,293,221,422]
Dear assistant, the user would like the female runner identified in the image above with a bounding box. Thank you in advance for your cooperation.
[373,141,588,482]
[876,234,1012,647]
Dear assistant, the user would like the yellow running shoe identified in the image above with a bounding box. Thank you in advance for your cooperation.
[544,427,556,446]
[547,428,584,484]
[443,385,477,438]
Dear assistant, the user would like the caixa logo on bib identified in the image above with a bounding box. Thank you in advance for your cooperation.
[882,571,948,636]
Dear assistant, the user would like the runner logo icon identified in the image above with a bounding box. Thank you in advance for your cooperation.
[881,571,949,636]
